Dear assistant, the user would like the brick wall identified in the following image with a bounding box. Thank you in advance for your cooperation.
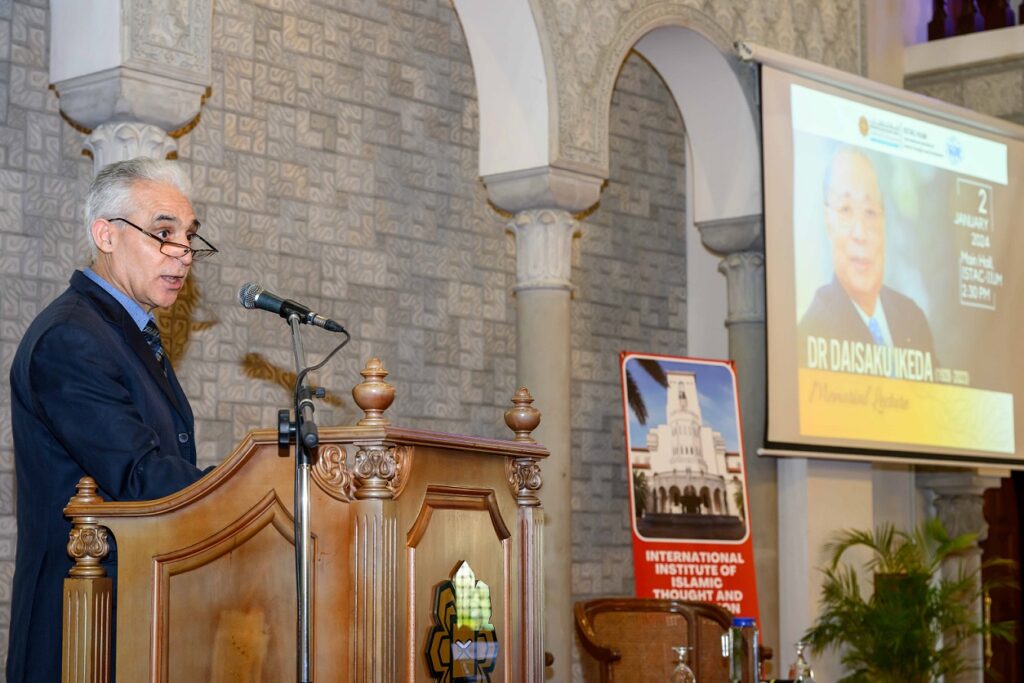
[176,0,519,462]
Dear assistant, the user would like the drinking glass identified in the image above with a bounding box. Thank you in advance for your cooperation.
[788,640,814,681]
[669,645,697,683]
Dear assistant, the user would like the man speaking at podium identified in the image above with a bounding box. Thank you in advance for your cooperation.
[799,147,936,373]
[7,158,215,682]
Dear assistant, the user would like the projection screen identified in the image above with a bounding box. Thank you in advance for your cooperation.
[757,48,1024,467]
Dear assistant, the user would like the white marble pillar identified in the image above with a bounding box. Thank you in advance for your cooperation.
[776,459,894,681]
[777,458,874,682]
[49,0,212,169]
[917,470,1006,683]
[698,216,781,656]
[510,207,578,678]
[485,166,603,679]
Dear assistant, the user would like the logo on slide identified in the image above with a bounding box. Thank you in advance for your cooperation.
[858,116,869,137]
[946,136,963,165]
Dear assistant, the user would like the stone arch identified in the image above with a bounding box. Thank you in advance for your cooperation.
[449,0,552,177]
[452,2,761,225]
[592,5,761,224]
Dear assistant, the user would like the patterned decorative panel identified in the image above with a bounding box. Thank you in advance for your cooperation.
[535,0,862,170]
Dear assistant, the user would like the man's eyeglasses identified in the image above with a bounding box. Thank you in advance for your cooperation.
[826,201,884,231]
[109,217,218,261]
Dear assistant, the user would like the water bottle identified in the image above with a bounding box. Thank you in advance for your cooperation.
[725,617,759,682]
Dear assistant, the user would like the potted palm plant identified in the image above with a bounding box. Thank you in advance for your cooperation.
[802,518,1015,683]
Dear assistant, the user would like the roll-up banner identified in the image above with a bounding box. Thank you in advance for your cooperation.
[620,352,760,620]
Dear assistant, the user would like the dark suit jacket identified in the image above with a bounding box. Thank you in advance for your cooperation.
[7,271,206,683]
[798,278,936,363]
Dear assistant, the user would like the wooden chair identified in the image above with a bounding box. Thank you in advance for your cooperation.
[574,598,734,682]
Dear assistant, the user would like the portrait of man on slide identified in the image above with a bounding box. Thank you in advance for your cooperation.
[798,147,936,363]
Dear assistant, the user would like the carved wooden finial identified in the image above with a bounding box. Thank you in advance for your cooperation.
[504,387,541,442]
[66,476,110,578]
[68,476,105,507]
[352,357,395,427]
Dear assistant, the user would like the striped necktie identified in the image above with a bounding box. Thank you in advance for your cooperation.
[142,320,165,364]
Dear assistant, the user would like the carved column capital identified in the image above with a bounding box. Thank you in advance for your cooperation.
[49,0,212,168]
[84,122,178,168]
[717,251,765,326]
[352,443,398,500]
[935,493,988,541]
[696,214,763,254]
[917,470,1006,541]
[507,457,543,507]
[508,209,580,292]
[698,214,766,327]
[483,165,604,215]
[67,526,111,579]
[65,477,111,578]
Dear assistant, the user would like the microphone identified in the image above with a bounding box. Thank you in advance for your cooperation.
[238,282,347,333]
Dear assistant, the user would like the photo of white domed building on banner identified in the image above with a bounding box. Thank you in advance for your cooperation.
[623,355,749,541]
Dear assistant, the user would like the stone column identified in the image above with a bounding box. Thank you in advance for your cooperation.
[697,215,780,649]
[917,470,1006,683]
[83,123,179,169]
[49,0,212,168]
[509,210,576,680]
[776,458,874,682]
[484,165,603,679]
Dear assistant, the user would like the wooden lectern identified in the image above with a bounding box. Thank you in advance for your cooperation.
[61,358,547,682]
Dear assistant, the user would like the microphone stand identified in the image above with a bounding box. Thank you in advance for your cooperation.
[287,314,317,683]
[267,305,346,683]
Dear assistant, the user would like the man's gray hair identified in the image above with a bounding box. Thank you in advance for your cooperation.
[85,157,192,256]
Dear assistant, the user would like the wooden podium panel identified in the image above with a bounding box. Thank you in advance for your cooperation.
[61,360,547,682]
[160,490,300,681]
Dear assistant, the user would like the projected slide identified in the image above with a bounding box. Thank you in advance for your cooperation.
[793,86,1012,453]
[763,66,1024,464]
